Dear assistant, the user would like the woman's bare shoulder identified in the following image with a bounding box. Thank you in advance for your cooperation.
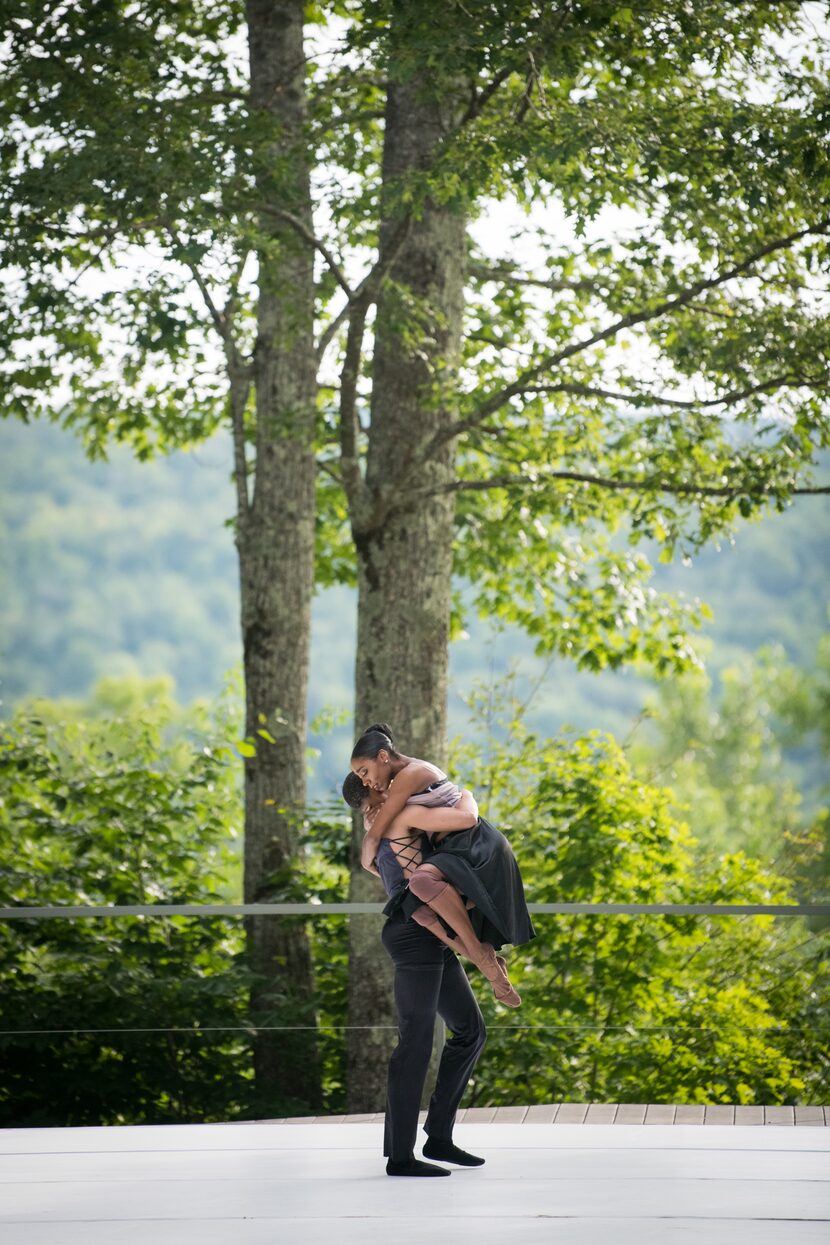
[405,757,446,780]
[390,758,444,790]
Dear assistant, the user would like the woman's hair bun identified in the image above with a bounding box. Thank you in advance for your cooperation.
[351,722,399,762]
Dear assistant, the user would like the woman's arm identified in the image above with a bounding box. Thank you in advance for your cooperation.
[360,762,437,869]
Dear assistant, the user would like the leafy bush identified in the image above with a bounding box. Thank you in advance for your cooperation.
[2,675,825,1123]
[451,690,827,1106]
[0,685,255,1126]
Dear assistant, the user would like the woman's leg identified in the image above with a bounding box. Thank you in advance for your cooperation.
[411,903,463,952]
[408,864,521,1007]
[408,865,480,954]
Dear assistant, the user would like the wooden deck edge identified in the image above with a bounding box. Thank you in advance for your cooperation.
[247,1103,828,1126]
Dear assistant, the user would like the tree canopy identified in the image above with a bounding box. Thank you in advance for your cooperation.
[3,1,828,672]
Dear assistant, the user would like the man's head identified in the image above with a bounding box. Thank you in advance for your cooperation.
[342,771,384,812]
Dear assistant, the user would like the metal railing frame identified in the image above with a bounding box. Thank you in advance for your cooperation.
[1,902,828,919]
[1,901,826,1042]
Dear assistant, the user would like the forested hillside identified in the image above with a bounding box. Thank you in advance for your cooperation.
[2,417,828,795]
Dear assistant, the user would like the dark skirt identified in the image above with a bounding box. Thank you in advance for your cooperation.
[382,817,536,952]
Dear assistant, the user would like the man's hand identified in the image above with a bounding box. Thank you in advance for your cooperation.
[457,788,479,823]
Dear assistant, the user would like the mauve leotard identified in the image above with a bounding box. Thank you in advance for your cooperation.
[405,776,462,809]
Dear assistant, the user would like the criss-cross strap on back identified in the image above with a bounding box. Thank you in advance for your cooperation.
[385,833,423,876]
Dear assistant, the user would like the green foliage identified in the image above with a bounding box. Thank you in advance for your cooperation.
[3,417,829,805]
[1,671,826,1118]
[447,688,827,1106]
[0,683,256,1125]
[0,419,241,704]
[631,642,830,864]
[0,0,250,451]
[0,678,361,1122]
[2,1,829,1115]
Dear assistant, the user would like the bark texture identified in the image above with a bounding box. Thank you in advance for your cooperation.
[346,28,468,1111]
[241,0,320,1114]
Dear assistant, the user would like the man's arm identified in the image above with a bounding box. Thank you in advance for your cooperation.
[392,788,479,835]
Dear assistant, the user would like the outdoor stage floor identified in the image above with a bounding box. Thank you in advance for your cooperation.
[2,1114,829,1244]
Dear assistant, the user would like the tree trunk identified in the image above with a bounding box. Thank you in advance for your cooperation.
[241,0,320,1115]
[346,27,468,1111]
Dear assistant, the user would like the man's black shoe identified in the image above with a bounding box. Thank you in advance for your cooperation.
[422,1139,485,1166]
[386,1157,451,1177]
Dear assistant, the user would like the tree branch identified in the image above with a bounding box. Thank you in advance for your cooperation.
[469,260,597,293]
[524,373,829,412]
[262,207,355,300]
[189,88,248,105]
[168,226,228,340]
[515,66,537,125]
[418,216,830,461]
[316,213,413,361]
[317,457,343,484]
[415,469,830,501]
[223,248,251,325]
[479,219,830,420]
[167,228,252,518]
[34,215,169,245]
[226,351,252,523]
[339,287,371,509]
[332,213,416,509]
[457,66,514,128]
[317,297,353,362]
[316,107,386,132]
[684,300,736,321]
[316,54,519,364]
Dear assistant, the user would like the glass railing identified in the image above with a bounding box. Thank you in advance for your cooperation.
[1,900,827,1127]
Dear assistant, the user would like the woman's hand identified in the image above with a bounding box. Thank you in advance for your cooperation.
[363,805,379,832]
[361,833,378,874]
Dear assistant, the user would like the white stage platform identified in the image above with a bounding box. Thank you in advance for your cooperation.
[2,1119,829,1244]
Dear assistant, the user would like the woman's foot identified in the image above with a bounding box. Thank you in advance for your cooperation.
[472,943,521,1008]
[494,954,521,1008]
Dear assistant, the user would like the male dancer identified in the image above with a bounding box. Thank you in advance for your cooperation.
[344,773,487,1177]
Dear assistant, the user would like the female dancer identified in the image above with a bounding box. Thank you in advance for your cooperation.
[348,723,535,1004]
[341,771,521,1003]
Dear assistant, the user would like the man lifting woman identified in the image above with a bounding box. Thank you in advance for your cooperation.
[343,723,535,1176]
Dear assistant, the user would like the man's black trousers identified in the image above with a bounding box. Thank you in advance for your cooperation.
[381,915,486,1163]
